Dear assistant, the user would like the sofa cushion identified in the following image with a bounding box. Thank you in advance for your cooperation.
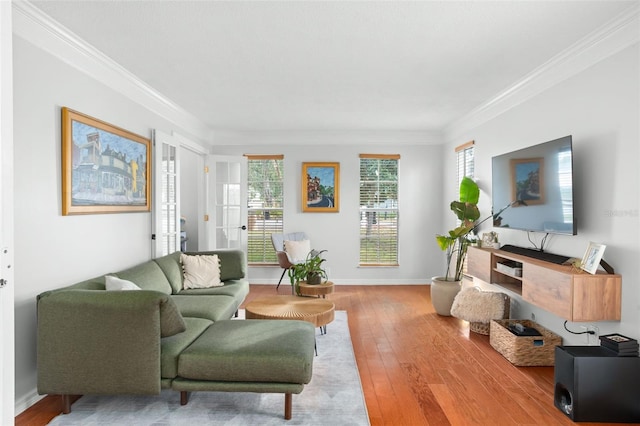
[153,252,184,294]
[178,320,315,384]
[177,279,249,300]
[181,253,222,289]
[105,275,141,291]
[160,317,212,379]
[159,295,187,338]
[115,261,172,294]
[171,294,239,322]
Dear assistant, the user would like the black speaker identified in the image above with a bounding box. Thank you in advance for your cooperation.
[554,346,640,422]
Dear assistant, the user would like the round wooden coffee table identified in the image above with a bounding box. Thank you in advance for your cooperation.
[297,281,334,298]
[245,295,335,333]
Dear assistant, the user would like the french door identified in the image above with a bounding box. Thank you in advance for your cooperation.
[205,155,248,252]
[152,130,181,257]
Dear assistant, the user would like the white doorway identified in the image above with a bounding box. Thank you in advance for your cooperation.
[205,155,248,252]
[152,130,181,257]
[180,146,205,251]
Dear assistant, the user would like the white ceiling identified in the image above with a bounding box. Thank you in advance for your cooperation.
[30,0,637,135]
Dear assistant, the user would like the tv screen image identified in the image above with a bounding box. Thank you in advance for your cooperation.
[492,135,576,235]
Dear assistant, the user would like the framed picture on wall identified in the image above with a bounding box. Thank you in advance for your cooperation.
[302,162,339,212]
[61,107,151,215]
[510,157,544,205]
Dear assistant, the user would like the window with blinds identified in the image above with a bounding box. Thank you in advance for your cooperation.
[455,141,475,278]
[456,141,475,188]
[247,155,284,264]
[359,154,399,265]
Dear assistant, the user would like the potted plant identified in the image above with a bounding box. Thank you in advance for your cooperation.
[288,249,328,295]
[432,176,481,315]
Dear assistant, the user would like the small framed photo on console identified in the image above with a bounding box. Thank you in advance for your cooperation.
[580,242,606,274]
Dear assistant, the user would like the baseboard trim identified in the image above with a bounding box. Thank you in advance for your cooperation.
[15,388,44,416]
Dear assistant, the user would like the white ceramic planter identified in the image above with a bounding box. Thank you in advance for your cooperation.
[430,276,462,316]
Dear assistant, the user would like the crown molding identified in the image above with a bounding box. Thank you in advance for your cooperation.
[444,4,640,141]
[12,0,213,144]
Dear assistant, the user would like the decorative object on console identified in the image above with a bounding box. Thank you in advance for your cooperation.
[302,162,339,213]
[580,241,606,274]
[481,231,500,248]
[599,334,639,357]
[61,107,151,215]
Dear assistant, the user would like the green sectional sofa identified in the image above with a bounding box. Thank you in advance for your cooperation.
[36,250,315,419]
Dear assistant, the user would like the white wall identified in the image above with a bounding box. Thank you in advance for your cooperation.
[445,44,640,344]
[11,36,207,411]
[212,140,444,284]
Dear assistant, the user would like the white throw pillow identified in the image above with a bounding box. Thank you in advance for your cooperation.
[181,253,222,289]
[105,275,141,291]
[284,239,311,263]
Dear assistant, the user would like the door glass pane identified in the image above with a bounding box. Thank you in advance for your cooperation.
[229,162,241,183]
[227,183,240,205]
[216,162,228,180]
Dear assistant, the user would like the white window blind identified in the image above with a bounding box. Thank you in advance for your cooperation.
[455,141,474,277]
[359,154,400,265]
[456,141,475,188]
[247,155,284,264]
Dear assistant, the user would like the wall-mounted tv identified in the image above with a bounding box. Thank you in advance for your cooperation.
[491,135,576,235]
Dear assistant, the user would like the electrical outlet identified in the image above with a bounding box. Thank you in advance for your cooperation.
[580,324,600,345]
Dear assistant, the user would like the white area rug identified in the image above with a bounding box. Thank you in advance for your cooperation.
[47,310,369,425]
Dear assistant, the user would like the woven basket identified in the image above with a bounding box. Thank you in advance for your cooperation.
[470,321,491,335]
[490,319,562,366]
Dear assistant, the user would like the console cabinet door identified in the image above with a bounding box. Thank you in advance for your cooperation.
[571,275,622,321]
[522,263,572,319]
[467,246,492,283]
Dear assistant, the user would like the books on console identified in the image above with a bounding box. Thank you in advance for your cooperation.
[599,334,639,357]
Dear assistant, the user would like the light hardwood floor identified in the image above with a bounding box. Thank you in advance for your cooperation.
[16,284,632,425]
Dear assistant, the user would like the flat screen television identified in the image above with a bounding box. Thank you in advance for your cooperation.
[491,135,576,235]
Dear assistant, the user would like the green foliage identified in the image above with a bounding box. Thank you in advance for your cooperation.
[288,250,328,294]
[247,159,284,208]
[435,176,481,281]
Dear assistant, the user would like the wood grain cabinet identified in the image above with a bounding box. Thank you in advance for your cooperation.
[467,246,622,322]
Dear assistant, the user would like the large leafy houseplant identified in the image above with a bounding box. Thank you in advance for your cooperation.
[288,250,328,294]
[435,176,481,282]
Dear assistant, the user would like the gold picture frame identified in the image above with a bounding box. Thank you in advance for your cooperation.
[62,107,151,215]
[302,162,339,212]
[511,157,544,205]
